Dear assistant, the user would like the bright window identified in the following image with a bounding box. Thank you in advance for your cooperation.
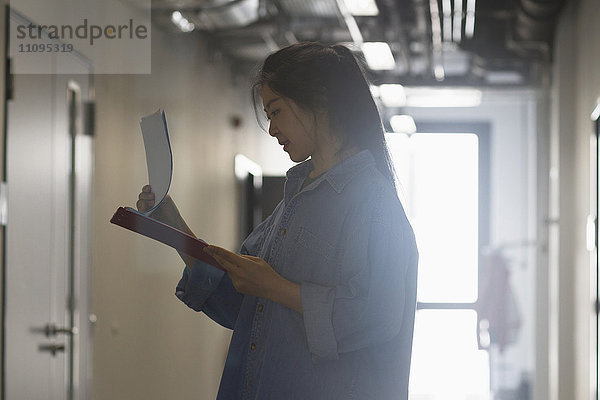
[386,131,488,400]
[410,310,490,399]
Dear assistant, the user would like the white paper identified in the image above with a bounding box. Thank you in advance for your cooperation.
[140,109,172,215]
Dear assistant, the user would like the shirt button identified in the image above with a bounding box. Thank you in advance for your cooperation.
[250,343,256,351]
[280,228,286,236]
[257,304,264,312]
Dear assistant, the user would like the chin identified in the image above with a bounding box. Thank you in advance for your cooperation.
[289,153,309,163]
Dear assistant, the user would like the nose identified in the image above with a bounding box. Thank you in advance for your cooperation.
[268,120,277,136]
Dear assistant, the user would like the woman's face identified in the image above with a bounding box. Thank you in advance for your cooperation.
[261,84,319,163]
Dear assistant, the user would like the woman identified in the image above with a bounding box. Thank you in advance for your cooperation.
[137,42,418,399]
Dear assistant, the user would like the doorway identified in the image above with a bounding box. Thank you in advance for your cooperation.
[386,121,491,399]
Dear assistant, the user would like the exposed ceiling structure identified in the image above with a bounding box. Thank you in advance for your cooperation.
[148,0,566,89]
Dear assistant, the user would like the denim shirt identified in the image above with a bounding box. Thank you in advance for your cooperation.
[176,149,419,400]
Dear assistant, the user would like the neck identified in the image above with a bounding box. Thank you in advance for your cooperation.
[309,146,358,178]
[308,118,358,178]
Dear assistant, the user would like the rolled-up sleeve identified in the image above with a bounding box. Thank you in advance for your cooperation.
[176,259,226,311]
[175,205,280,328]
[175,260,244,329]
[301,208,417,361]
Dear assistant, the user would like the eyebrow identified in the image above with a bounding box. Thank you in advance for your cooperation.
[264,97,281,112]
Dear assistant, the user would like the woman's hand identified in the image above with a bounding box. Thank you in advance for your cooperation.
[136,185,179,225]
[136,185,191,233]
[203,245,303,314]
[136,184,156,213]
[136,184,196,266]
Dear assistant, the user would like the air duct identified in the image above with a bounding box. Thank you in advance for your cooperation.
[514,0,565,42]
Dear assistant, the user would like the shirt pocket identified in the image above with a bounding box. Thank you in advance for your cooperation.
[288,226,339,286]
[241,221,275,258]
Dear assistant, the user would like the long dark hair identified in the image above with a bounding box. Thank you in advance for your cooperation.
[252,42,398,192]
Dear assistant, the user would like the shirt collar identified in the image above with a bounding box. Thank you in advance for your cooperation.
[285,149,376,194]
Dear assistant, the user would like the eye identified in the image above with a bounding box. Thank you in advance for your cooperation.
[267,109,280,120]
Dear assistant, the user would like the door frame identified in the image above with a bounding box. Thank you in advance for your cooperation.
[0,4,8,398]
[1,6,94,399]
[592,109,599,400]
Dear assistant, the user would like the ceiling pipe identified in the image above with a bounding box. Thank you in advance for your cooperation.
[428,0,445,81]
[195,0,261,31]
[335,0,364,44]
[378,0,411,74]
[514,0,565,43]
[412,0,432,79]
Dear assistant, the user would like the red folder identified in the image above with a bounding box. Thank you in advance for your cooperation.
[110,207,223,271]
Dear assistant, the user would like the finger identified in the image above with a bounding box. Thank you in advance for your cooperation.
[218,258,238,271]
[136,199,154,211]
[142,185,152,192]
[241,255,262,262]
[204,246,246,266]
[136,197,155,206]
[205,245,241,262]
[138,192,155,200]
[205,249,238,271]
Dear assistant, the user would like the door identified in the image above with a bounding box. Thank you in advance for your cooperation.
[4,9,93,399]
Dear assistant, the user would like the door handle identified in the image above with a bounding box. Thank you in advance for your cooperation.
[44,323,77,337]
[38,343,66,356]
[30,323,78,337]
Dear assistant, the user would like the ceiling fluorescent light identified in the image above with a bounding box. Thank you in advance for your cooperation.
[442,0,452,42]
[484,71,523,85]
[370,85,381,98]
[453,0,463,42]
[172,11,182,23]
[171,11,195,32]
[362,42,395,70]
[390,115,417,134]
[343,0,379,16]
[405,88,482,107]
[434,65,445,81]
[465,0,476,38]
[379,84,407,107]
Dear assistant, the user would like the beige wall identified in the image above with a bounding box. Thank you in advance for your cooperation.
[552,0,600,398]
[91,29,276,399]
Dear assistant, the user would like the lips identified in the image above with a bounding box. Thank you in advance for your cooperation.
[279,140,290,146]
